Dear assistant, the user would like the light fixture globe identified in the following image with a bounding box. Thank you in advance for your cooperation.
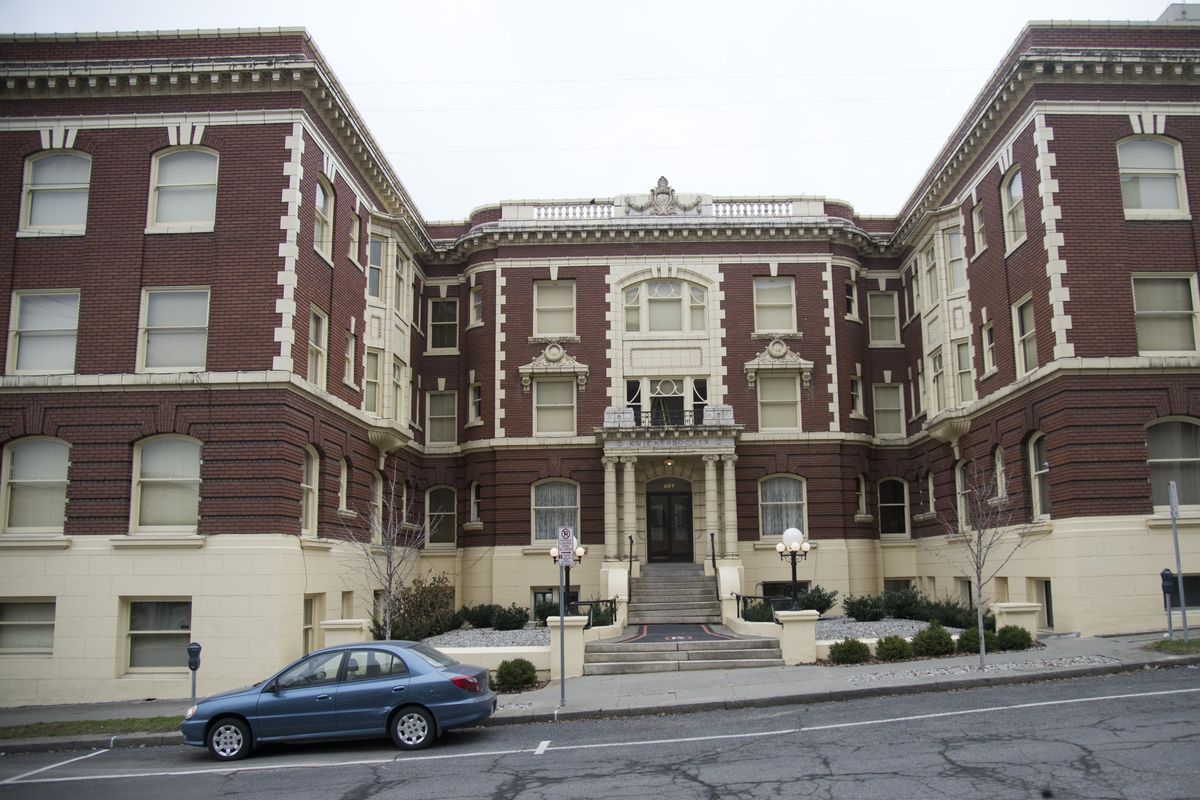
[550,546,560,559]
[782,527,805,552]
[801,541,812,553]
[574,546,586,558]
[775,541,785,553]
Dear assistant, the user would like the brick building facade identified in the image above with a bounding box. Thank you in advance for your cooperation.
[1,11,1198,703]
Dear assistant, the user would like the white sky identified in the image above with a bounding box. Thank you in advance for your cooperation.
[3,0,1172,221]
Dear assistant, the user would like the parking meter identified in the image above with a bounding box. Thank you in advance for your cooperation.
[1161,569,1176,637]
[187,642,202,702]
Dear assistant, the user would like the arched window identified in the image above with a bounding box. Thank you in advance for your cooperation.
[21,152,90,233]
[426,486,456,546]
[301,446,319,536]
[469,481,481,522]
[1148,420,1200,508]
[2,438,69,533]
[338,459,350,511]
[855,474,867,516]
[1118,136,1186,216]
[878,478,909,536]
[1028,433,1050,519]
[1000,167,1026,250]
[994,446,1007,498]
[623,279,707,334]
[149,148,218,230]
[371,471,384,542]
[532,480,578,543]
[133,437,201,532]
[955,461,972,531]
[314,176,334,260]
[759,475,806,538]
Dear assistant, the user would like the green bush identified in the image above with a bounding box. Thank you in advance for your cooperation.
[842,594,886,622]
[828,638,872,664]
[881,587,927,620]
[586,603,614,627]
[741,599,778,622]
[491,603,530,631]
[874,635,913,661]
[795,585,839,615]
[996,625,1034,651]
[463,603,503,629]
[493,658,538,693]
[533,600,561,626]
[911,623,956,657]
[956,625,1000,654]
[373,573,458,641]
[924,598,994,631]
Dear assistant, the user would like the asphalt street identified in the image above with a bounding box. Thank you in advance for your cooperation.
[1,666,1197,800]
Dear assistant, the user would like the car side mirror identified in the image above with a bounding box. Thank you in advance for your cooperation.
[264,680,278,693]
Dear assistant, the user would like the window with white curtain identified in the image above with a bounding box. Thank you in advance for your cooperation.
[878,478,909,535]
[1133,276,1198,353]
[140,289,209,372]
[1028,433,1050,519]
[1001,168,1026,250]
[9,291,78,374]
[532,480,578,542]
[127,600,190,669]
[534,379,575,434]
[758,475,805,538]
[972,204,986,255]
[342,332,356,386]
[348,210,360,262]
[149,149,217,230]
[133,437,201,532]
[534,281,575,336]
[469,383,483,423]
[392,358,406,421]
[757,374,800,430]
[955,461,972,530]
[470,286,484,326]
[753,277,795,333]
[1118,137,1187,216]
[849,376,863,416]
[338,459,350,511]
[930,351,945,413]
[301,446,319,535]
[469,482,481,522]
[855,474,867,515]
[0,601,55,653]
[873,384,904,437]
[367,238,384,299]
[867,292,899,345]
[427,391,457,444]
[1148,420,1200,508]
[1014,297,1038,376]
[2,438,69,533]
[982,324,996,373]
[994,446,1007,498]
[371,471,383,541]
[314,177,334,260]
[426,486,456,546]
[922,243,939,308]
[21,152,90,233]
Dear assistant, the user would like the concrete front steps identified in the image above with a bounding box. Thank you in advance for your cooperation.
[628,563,721,625]
[583,637,784,675]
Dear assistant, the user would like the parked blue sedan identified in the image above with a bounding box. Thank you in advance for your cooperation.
[181,641,497,760]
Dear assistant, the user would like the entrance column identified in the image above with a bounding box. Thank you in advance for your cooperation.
[703,454,720,562]
[621,456,637,560]
[602,456,619,559]
[721,454,738,557]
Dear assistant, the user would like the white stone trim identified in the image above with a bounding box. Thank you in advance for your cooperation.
[1034,114,1074,360]
[822,261,840,431]
[272,122,304,372]
[495,266,507,437]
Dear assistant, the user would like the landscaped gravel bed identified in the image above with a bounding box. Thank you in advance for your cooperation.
[423,626,550,649]
[816,616,962,641]
[845,654,1120,685]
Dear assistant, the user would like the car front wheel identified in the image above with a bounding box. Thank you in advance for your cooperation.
[207,717,251,761]
[390,706,435,750]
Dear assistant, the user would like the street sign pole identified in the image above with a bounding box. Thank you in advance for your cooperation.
[1169,482,1190,642]
[556,526,576,708]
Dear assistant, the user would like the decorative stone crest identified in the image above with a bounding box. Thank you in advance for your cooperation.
[624,176,704,216]
[744,338,814,387]
[519,342,589,392]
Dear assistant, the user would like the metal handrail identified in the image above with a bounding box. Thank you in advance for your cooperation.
[709,532,720,600]
[569,599,617,629]
[632,408,707,428]
[627,534,635,601]
[733,593,792,623]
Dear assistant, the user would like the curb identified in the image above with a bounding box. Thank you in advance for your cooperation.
[2,655,1197,754]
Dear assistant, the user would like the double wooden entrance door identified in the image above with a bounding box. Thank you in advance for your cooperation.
[646,477,693,562]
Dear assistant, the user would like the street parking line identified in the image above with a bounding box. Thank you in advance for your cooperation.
[8,685,1200,786]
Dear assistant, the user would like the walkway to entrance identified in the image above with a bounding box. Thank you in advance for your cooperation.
[614,623,735,643]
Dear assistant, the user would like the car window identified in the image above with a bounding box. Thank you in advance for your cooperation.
[344,649,409,682]
[404,643,459,668]
[275,651,343,690]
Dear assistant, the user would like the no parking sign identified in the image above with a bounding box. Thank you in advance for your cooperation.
[557,526,576,566]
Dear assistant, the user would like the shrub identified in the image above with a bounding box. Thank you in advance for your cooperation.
[842,594,885,622]
[374,573,459,641]
[490,603,530,631]
[924,598,995,631]
[587,603,614,627]
[493,658,538,693]
[996,625,1034,651]
[828,638,872,664]
[464,603,503,629]
[533,600,560,626]
[881,587,927,620]
[910,623,956,657]
[874,635,913,661]
[796,585,839,615]
[956,625,1000,654]
[741,600,777,623]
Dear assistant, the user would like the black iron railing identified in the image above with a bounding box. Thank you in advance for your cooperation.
[627,534,635,600]
[709,531,720,599]
[569,599,617,629]
[632,408,706,427]
[733,593,792,623]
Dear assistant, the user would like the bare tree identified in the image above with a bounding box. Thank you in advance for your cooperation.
[937,458,1039,670]
[339,468,425,639]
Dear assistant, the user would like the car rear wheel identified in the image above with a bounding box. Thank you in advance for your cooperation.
[390,706,435,750]
[207,717,251,761]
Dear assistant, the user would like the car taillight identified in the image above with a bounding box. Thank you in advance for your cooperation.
[451,675,480,693]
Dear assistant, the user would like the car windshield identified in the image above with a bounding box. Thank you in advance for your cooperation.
[405,643,459,668]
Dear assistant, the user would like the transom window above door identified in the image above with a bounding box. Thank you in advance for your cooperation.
[624,280,707,334]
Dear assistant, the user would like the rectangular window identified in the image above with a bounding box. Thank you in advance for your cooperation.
[648,281,683,331]
[534,379,575,434]
[9,291,78,374]
[1014,297,1037,376]
[534,281,575,336]
[758,374,799,430]
[308,309,328,389]
[470,286,484,326]
[0,600,55,653]
[930,352,945,413]
[1165,574,1200,610]
[923,244,939,308]
[364,349,382,414]
[367,238,384,300]
[392,359,406,421]
[469,383,483,423]
[982,324,996,373]
[972,205,986,255]
[1003,169,1027,250]
[946,230,966,292]
[873,384,904,437]
[429,299,458,351]
[849,376,863,416]
[343,332,356,386]
[914,363,925,415]
[427,391,457,444]
[1133,276,1198,353]
[348,210,360,263]
[128,600,190,669]
[302,595,318,654]
[410,375,420,426]
[140,289,209,372]
[954,339,974,403]
[844,282,859,319]
[867,292,899,345]
[754,276,796,332]
[392,252,406,315]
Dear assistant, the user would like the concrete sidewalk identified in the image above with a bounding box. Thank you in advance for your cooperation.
[2,631,1196,754]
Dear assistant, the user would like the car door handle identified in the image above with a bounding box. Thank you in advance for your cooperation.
[315,694,333,701]
[391,686,406,693]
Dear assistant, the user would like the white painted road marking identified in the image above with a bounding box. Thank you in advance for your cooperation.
[8,686,1200,785]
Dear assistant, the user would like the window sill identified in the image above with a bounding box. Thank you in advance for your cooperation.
[337,509,358,520]
[751,331,800,340]
[1021,519,1054,537]
[123,668,190,676]
[6,368,74,376]
[981,367,998,379]
[0,534,71,550]
[912,511,936,523]
[113,535,204,549]
[424,349,460,357]
[854,514,874,524]
[849,412,867,421]
[424,544,458,555]
[529,335,579,344]
[463,520,484,532]
[145,224,214,235]
[844,315,862,325]
[868,342,904,349]
[1148,513,1200,530]
[313,248,334,268]
[969,246,987,262]
[466,322,485,331]
[0,649,53,657]
[752,540,819,551]
[879,533,912,542]
[136,366,206,375]
[524,545,554,556]
[1139,349,1199,358]
[1124,210,1191,222]
[299,537,334,551]
[534,431,577,438]
[1003,236,1027,257]
[465,419,484,428]
[16,228,86,238]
